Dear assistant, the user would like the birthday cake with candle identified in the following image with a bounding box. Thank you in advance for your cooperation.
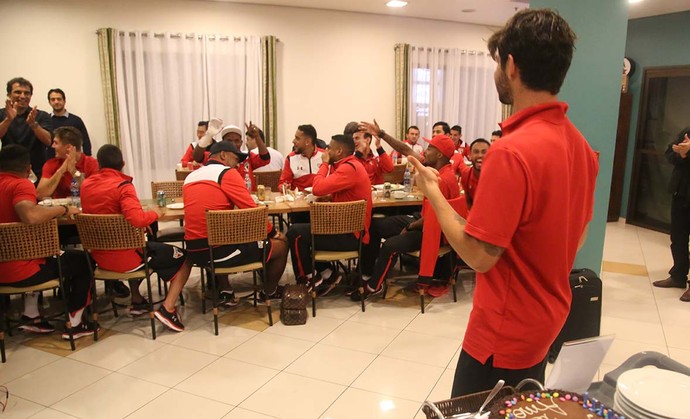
[489,390,623,418]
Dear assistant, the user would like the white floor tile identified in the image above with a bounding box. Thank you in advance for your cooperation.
[240,372,345,419]
[223,408,278,418]
[127,389,233,419]
[285,343,376,385]
[600,316,666,346]
[170,324,259,356]
[263,316,344,342]
[118,344,217,386]
[424,368,455,404]
[224,333,314,370]
[321,321,401,354]
[404,311,468,340]
[29,408,78,419]
[321,387,421,419]
[67,333,164,370]
[382,331,459,368]
[0,395,44,419]
[51,373,167,419]
[175,358,278,406]
[349,303,420,330]
[6,358,110,406]
[0,346,60,385]
[352,356,444,402]
[602,338,669,367]
[668,347,690,367]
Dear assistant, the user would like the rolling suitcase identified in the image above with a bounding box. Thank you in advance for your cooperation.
[548,268,602,363]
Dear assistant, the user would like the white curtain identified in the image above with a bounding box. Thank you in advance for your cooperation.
[114,32,262,197]
[408,47,502,146]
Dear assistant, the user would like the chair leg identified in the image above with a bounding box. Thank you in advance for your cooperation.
[311,291,316,317]
[200,267,207,314]
[0,299,6,363]
[266,299,273,326]
[419,288,425,314]
[252,272,258,308]
[0,332,5,363]
[92,279,100,341]
[210,272,219,335]
[145,277,156,340]
[358,259,365,313]
[213,307,219,336]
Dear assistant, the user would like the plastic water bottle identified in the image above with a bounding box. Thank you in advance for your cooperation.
[244,163,252,191]
[70,177,80,207]
[403,164,412,193]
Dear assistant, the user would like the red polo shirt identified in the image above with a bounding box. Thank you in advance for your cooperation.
[183,160,261,242]
[312,155,373,244]
[457,164,479,206]
[0,173,43,283]
[41,153,99,198]
[462,102,599,369]
[81,169,158,272]
[356,148,394,185]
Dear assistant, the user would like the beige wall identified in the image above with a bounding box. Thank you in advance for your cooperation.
[0,0,494,156]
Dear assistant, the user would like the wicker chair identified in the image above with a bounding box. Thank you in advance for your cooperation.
[254,170,281,191]
[205,206,272,335]
[309,200,368,316]
[75,214,158,340]
[383,163,407,184]
[175,169,191,181]
[0,219,75,362]
[150,181,186,296]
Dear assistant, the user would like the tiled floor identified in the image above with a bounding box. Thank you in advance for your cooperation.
[1,220,689,418]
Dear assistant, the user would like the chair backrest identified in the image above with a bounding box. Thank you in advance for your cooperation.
[175,170,191,181]
[206,206,269,246]
[151,180,184,199]
[254,170,281,191]
[75,214,146,251]
[310,200,367,235]
[0,219,59,262]
[383,164,406,184]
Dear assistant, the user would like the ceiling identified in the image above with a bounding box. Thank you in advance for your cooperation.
[205,0,690,26]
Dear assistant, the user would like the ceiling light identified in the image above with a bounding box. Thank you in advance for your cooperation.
[386,1,408,8]
[628,0,643,3]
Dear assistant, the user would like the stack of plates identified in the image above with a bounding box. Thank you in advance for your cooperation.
[614,367,689,418]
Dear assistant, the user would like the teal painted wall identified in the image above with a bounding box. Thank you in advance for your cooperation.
[530,0,628,273]
[620,11,690,218]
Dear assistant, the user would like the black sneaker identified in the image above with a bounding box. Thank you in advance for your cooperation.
[316,272,343,297]
[18,316,55,334]
[129,299,151,316]
[350,285,383,302]
[105,281,131,298]
[62,321,100,340]
[254,285,284,304]
[219,290,239,307]
[154,306,185,332]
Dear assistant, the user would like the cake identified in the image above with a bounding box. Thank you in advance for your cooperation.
[489,390,623,419]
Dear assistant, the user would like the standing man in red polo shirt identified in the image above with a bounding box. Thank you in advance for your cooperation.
[410,9,599,396]
[286,134,372,292]
[37,127,98,199]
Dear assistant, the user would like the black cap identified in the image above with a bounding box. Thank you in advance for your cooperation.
[210,141,248,162]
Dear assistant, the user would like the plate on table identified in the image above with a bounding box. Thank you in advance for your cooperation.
[616,367,690,418]
[373,184,404,191]
[166,202,184,210]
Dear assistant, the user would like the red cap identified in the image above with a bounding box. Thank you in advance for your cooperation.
[428,135,456,159]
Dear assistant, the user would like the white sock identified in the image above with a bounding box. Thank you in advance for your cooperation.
[23,292,40,318]
[362,275,371,281]
[321,268,333,280]
[69,308,85,328]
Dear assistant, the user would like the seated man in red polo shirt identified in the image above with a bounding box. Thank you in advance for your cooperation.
[353,131,393,185]
[286,134,373,293]
[180,120,209,168]
[0,145,94,338]
[184,141,288,304]
[353,135,460,300]
[453,138,490,208]
[279,124,325,192]
[81,145,192,332]
[36,126,98,199]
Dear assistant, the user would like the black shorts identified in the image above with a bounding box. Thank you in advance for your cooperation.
[133,242,187,282]
[186,238,273,269]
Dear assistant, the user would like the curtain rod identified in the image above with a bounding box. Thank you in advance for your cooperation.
[411,47,485,55]
[94,29,279,42]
